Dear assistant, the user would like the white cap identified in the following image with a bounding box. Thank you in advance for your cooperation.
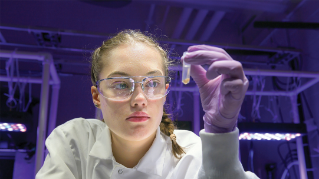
[182,52,189,66]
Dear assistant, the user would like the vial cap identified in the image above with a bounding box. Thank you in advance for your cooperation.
[182,52,190,66]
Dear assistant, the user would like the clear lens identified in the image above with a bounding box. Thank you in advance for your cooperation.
[143,77,168,99]
[97,76,170,100]
[98,78,133,100]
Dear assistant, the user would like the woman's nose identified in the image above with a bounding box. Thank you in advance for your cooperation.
[131,83,147,107]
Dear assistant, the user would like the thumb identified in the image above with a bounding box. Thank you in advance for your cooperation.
[190,65,210,88]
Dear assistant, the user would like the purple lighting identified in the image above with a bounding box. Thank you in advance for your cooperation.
[0,123,27,132]
[239,132,301,141]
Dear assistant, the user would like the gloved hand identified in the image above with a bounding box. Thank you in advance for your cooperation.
[182,45,249,133]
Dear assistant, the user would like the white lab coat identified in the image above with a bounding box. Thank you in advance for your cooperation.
[36,118,259,179]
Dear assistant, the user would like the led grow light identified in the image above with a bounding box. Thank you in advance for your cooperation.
[0,123,27,132]
[239,132,301,141]
[237,122,306,141]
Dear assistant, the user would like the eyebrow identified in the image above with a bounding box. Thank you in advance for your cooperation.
[107,70,163,77]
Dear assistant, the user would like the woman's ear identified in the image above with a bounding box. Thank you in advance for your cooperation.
[91,86,101,108]
[164,84,169,105]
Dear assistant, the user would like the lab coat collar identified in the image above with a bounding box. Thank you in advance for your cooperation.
[88,125,169,177]
[134,126,168,176]
[88,125,113,160]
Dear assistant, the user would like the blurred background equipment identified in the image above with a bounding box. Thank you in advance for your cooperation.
[1,0,319,178]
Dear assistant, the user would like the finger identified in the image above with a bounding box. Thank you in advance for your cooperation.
[219,77,249,118]
[220,78,245,100]
[189,64,210,88]
[206,60,245,80]
[183,50,229,65]
[187,45,232,59]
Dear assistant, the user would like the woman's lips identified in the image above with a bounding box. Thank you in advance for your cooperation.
[126,117,149,122]
[126,111,150,122]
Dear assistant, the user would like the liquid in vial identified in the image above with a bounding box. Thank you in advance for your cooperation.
[182,52,190,85]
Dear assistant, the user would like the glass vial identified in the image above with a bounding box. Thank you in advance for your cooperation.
[182,52,190,84]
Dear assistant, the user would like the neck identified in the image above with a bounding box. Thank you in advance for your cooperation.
[111,130,157,168]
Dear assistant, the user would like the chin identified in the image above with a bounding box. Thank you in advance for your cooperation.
[124,125,157,141]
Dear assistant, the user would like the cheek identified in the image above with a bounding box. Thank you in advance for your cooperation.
[100,99,125,121]
[149,99,165,120]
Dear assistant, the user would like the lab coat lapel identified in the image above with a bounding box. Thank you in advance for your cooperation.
[89,125,113,160]
[134,127,168,177]
[87,125,113,179]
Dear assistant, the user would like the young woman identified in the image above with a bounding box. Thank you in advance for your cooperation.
[36,30,258,179]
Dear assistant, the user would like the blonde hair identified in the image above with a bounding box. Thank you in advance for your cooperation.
[90,29,185,159]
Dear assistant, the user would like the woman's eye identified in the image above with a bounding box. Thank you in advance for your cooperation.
[113,82,129,89]
[146,81,159,88]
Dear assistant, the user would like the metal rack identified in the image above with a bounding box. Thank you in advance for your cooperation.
[0,50,60,175]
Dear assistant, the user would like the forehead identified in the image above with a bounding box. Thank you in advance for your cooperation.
[100,42,165,78]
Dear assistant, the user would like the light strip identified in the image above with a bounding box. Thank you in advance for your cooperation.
[0,123,27,132]
[239,132,301,141]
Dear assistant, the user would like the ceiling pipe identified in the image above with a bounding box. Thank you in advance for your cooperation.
[160,39,300,54]
[0,25,111,39]
[0,76,55,84]
[139,0,287,13]
[172,7,193,39]
[254,21,319,30]
[169,65,319,78]
[160,6,171,29]
[0,26,301,54]
[169,7,193,54]
[185,9,208,40]
[0,42,92,53]
[258,0,309,46]
[0,31,6,43]
[199,11,225,41]
[145,4,156,31]
[0,40,300,55]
